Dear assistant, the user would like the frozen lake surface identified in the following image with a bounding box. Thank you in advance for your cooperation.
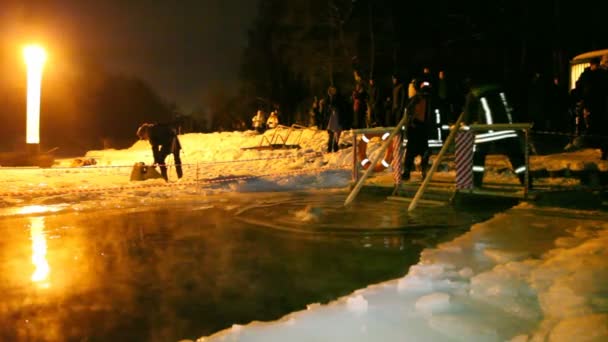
[0,190,509,341]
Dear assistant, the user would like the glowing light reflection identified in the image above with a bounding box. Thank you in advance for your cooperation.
[18,205,59,215]
[30,216,50,286]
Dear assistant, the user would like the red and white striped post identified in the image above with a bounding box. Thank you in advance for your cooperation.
[455,130,474,190]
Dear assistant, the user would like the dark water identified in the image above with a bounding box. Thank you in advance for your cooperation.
[0,191,504,342]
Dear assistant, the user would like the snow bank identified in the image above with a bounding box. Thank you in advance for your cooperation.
[1,128,605,212]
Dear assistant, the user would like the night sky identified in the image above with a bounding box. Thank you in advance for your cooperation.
[1,0,260,111]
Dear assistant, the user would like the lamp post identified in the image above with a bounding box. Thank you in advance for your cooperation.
[23,44,47,154]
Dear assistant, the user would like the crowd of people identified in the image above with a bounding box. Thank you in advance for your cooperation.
[302,67,458,154]
[235,56,607,187]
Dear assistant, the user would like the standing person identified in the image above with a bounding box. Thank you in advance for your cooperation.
[463,84,532,188]
[408,77,418,99]
[252,110,266,133]
[383,97,392,127]
[266,110,279,129]
[548,76,570,133]
[437,70,453,122]
[527,71,551,132]
[309,96,320,127]
[323,86,347,152]
[419,66,433,92]
[136,123,183,182]
[574,57,608,160]
[401,82,434,181]
[367,78,380,127]
[437,70,448,102]
[390,74,407,126]
[352,82,368,128]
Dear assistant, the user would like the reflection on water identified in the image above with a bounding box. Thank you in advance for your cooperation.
[30,216,50,286]
[0,191,505,342]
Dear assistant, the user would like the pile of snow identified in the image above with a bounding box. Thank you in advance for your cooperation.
[0,128,357,211]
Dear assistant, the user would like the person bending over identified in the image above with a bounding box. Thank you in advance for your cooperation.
[136,123,183,181]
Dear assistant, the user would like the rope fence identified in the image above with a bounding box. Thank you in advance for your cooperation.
[531,130,608,140]
[0,162,345,198]
[0,151,324,171]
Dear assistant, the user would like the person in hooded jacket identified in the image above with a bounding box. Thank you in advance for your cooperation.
[136,123,183,182]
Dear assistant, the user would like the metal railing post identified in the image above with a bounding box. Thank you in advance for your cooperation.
[408,112,464,211]
[344,112,410,206]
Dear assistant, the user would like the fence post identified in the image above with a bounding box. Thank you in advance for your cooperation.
[524,128,529,199]
[352,132,358,183]
[455,130,474,190]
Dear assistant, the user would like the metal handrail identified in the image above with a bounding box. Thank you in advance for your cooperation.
[408,121,532,211]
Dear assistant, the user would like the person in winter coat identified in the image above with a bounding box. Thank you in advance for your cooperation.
[322,86,349,152]
[252,110,266,133]
[266,111,279,129]
[309,96,320,127]
[367,78,381,127]
[352,82,368,128]
[574,57,608,160]
[389,75,407,126]
[402,82,434,181]
[136,122,183,182]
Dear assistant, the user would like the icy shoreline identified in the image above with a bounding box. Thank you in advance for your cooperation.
[198,203,608,342]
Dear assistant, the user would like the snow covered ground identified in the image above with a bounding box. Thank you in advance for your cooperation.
[1,127,607,341]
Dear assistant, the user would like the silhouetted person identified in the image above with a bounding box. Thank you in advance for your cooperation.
[309,96,320,127]
[367,78,380,127]
[352,82,368,128]
[402,82,434,181]
[527,71,551,131]
[437,70,454,122]
[252,110,266,133]
[322,86,349,152]
[548,76,570,132]
[136,123,183,181]
[574,57,608,159]
[389,75,407,126]
[266,110,279,129]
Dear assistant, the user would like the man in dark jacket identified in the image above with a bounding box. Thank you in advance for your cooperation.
[389,75,407,127]
[136,123,183,181]
[402,82,433,181]
[574,57,608,159]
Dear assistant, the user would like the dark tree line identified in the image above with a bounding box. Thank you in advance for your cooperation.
[3,0,605,151]
[214,0,607,129]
